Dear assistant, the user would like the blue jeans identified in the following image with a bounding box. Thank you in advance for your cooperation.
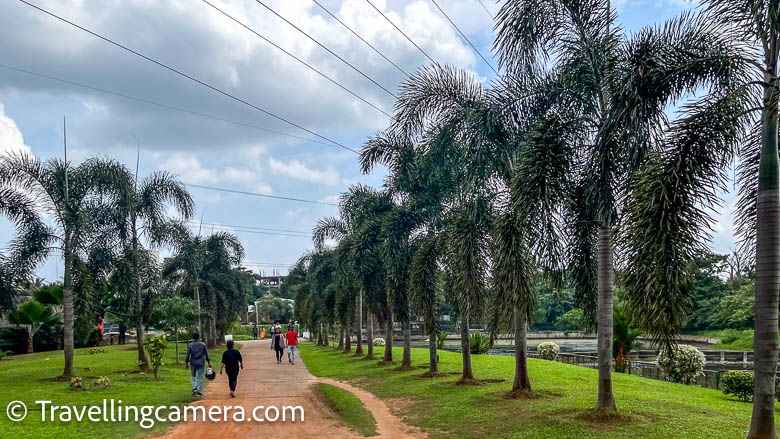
[288,346,297,363]
[190,365,205,393]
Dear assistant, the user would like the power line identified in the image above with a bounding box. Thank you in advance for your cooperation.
[18,0,359,154]
[184,183,337,206]
[363,0,437,65]
[429,0,498,75]
[476,0,494,20]
[201,0,391,118]
[253,0,398,99]
[188,221,310,235]
[186,223,310,238]
[0,63,338,150]
[312,0,409,77]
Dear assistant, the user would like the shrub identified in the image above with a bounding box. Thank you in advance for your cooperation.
[94,376,111,388]
[721,371,780,403]
[372,338,385,346]
[537,342,560,361]
[722,371,754,402]
[144,335,167,379]
[89,348,107,355]
[469,332,491,354]
[657,344,706,384]
[437,332,448,351]
[70,376,84,391]
[0,350,13,361]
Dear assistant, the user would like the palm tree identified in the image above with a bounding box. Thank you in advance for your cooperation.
[0,153,129,378]
[612,306,642,373]
[495,1,745,411]
[8,299,60,353]
[115,171,193,368]
[163,229,243,347]
[410,232,442,375]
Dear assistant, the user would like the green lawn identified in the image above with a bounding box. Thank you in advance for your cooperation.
[300,343,756,439]
[0,342,229,438]
[688,329,758,350]
[315,382,378,436]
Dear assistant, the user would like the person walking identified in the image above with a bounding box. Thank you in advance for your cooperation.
[252,324,259,340]
[219,340,243,398]
[285,323,298,365]
[185,332,211,397]
[260,326,266,340]
[270,326,286,364]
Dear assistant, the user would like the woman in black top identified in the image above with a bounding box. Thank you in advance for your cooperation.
[270,327,286,363]
[219,340,243,397]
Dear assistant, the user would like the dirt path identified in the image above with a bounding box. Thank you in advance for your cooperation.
[317,377,426,438]
[158,339,359,439]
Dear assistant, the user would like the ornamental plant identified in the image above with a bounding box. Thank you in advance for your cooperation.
[537,342,560,361]
[144,335,167,379]
[373,338,385,346]
[723,371,755,402]
[657,344,705,384]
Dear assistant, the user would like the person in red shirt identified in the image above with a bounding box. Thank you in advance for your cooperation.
[284,324,298,365]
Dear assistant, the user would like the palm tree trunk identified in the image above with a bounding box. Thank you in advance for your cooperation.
[337,325,344,349]
[344,323,352,353]
[460,313,474,380]
[210,318,218,347]
[748,66,780,439]
[428,329,438,375]
[62,237,75,378]
[175,330,179,364]
[383,312,393,362]
[367,313,375,359]
[324,323,330,346]
[355,291,363,355]
[136,322,146,370]
[194,282,202,340]
[401,320,412,369]
[316,323,323,346]
[27,325,34,354]
[595,226,616,412]
[512,307,531,392]
[132,226,148,370]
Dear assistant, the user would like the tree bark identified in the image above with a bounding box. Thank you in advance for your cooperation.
[428,329,438,374]
[383,312,393,362]
[401,320,412,368]
[460,314,474,380]
[132,224,148,370]
[324,323,330,346]
[118,323,126,345]
[62,235,75,378]
[355,291,363,355]
[27,326,34,354]
[512,307,531,392]
[338,325,344,349]
[136,322,147,370]
[317,323,323,346]
[594,226,616,412]
[367,313,375,359]
[749,65,780,439]
[344,323,352,353]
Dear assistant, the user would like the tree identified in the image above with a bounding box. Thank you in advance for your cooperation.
[7,300,60,353]
[410,232,442,375]
[495,1,743,412]
[0,153,130,378]
[612,307,642,373]
[150,296,196,363]
[114,171,193,369]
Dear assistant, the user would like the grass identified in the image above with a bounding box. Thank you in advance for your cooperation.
[300,342,756,439]
[0,342,231,438]
[688,329,757,350]
[315,382,378,436]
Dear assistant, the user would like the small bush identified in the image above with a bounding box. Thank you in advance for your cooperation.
[373,338,385,346]
[469,332,491,354]
[657,344,706,384]
[94,376,111,388]
[89,348,107,355]
[144,335,167,379]
[537,342,560,361]
[0,350,13,361]
[722,371,754,402]
[70,376,84,391]
[437,332,448,350]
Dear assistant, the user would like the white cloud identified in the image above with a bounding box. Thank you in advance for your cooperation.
[0,103,32,157]
[268,156,342,185]
[161,153,271,193]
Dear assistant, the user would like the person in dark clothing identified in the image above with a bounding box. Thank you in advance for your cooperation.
[219,340,243,397]
[185,332,211,397]
[270,326,286,363]
[252,324,259,340]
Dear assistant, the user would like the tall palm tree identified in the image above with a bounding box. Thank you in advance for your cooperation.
[115,171,194,368]
[0,153,129,378]
[163,229,243,347]
[495,1,745,411]
[410,232,442,375]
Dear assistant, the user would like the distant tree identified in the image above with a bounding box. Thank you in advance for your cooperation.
[150,296,197,363]
[7,300,60,353]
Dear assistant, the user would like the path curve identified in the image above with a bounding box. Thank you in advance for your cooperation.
[157,339,359,439]
[318,377,427,439]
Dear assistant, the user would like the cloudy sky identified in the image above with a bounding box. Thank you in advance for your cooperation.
[0,0,737,281]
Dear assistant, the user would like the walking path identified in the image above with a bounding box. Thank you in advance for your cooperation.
[158,340,423,438]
